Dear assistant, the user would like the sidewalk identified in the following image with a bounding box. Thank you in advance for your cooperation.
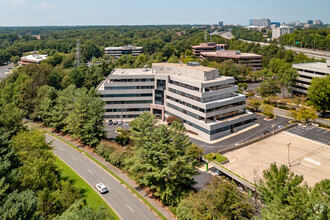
[36,125,176,220]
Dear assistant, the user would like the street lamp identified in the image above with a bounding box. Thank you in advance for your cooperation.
[287,143,291,167]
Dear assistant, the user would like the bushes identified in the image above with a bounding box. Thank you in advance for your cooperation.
[278,105,290,110]
[95,141,131,169]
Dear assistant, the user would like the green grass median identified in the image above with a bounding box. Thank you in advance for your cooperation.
[55,157,120,220]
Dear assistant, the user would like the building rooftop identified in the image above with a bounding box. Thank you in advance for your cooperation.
[152,62,217,72]
[111,68,153,75]
[21,54,48,62]
[104,45,143,50]
[192,42,227,49]
[201,50,262,59]
[292,62,330,74]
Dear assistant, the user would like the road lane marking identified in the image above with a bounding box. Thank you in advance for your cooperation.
[59,147,63,151]
[318,138,329,143]
[127,205,134,212]
[88,169,93,174]
[72,156,77,161]
[106,185,111,190]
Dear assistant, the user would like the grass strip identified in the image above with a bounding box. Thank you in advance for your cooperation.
[55,156,120,219]
[29,123,167,220]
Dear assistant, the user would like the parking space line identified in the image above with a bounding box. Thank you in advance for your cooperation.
[323,130,329,134]
[316,128,323,132]
[72,156,77,161]
[88,169,93,174]
[127,205,134,212]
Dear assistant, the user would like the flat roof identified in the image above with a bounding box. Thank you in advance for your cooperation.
[292,62,330,74]
[152,62,217,72]
[111,68,153,75]
[21,54,48,62]
[201,51,262,59]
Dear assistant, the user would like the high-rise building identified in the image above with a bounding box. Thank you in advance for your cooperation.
[307,20,313,25]
[292,60,330,95]
[104,45,143,58]
[272,26,294,39]
[271,22,280,27]
[313,20,323,25]
[249,18,253,26]
[252,18,271,28]
[218,21,223,26]
[97,63,255,141]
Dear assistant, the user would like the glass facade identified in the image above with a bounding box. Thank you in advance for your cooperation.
[105,86,154,90]
[106,108,150,112]
[105,100,152,104]
[101,93,152,98]
[110,78,154,82]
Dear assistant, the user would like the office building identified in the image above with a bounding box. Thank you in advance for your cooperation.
[252,18,271,28]
[292,60,330,95]
[20,54,48,66]
[307,20,314,25]
[271,22,280,27]
[192,42,227,57]
[218,21,223,26]
[313,20,323,25]
[97,62,255,141]
[200,50,263,71]
[249,18,253,26]
[272,26,294,39]
[104,45,143,58]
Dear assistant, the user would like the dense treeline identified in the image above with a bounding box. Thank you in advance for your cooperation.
[232,27,266,42]
[0,106,110,219]
[280,28,330,50]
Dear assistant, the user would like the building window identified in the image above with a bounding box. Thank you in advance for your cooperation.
[101,93,152,98]
[105,100,152,104]
[105,86,154,90]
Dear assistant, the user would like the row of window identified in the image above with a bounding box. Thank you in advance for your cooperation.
[204,84,234,92]
[169,79,200,91]
[105,86,154,90]
[168,88,235,103]
[105,108,150,112]
[109,78,154,82]
[296,69,326,76]
[165,111,253,135]
[101,93,152,98]
[104,115,140,119]
[105,100,152,104]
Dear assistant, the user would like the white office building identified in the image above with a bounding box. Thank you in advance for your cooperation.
[104,45,143,58]
[253,18,271,28]
[272,26,294,39]
[292,60,330,95]
[97,63,255,141]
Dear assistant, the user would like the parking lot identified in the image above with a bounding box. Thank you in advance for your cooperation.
[103,120,130,139]
[222,131,330,186]
[288,125,330,145]
[0,64,13,81]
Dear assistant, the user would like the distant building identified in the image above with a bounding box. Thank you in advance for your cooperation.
[218,21,223,26]
[245,25,263,31]
[292,60,330,95]
[252,18,271,28]
[272,26,294,39]
[271,22,280,27]
[307,20,314,25]
[97,62,255,141]
[20,54,48,66]
[104,45,143,58]
[192,42,227,57]
[249,18,253,26]
[200,50,263,71]
[313,20,323,25]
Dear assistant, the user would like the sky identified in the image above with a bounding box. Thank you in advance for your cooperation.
[0,0,329,26]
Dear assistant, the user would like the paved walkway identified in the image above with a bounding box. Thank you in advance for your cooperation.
[39,126,176,220]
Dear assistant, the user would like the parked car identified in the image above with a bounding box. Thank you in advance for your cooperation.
[113,120,118,125]
[125,122,129,126]
[277,125,284,129]
[214,170,221,176]
[108,120,113,125]
[118,120,123,125]
[263,130,270,134]
[95,183,108,194]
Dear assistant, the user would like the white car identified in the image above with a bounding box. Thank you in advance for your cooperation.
[95,183,108,194]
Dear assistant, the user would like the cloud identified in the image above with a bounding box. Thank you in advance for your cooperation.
[36,1,57,10]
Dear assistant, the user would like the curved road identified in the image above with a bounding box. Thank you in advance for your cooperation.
[46,134,158,220]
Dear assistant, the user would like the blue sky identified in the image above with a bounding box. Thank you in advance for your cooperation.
[1,0,329,26]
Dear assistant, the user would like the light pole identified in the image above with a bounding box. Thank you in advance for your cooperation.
[287,143,291,167]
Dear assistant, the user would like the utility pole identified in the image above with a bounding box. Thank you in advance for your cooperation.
[287,143,291,167]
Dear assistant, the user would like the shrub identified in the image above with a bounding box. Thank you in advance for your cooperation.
[278,105,290,110]
[116,127,123,133]
[95,141,131,169]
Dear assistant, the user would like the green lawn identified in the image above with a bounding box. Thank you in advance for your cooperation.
[206,152,228,164]
[55,157,120,219]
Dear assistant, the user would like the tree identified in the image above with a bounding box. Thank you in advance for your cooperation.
[290,106,318,123]
[166,115,182,125]
[257,78,281,98]
[177,177,254,220]
[0,190,40,220]
[127,113,197,206]
[247,98,262,112]
[261,104,274,118]
[307,75,330,113]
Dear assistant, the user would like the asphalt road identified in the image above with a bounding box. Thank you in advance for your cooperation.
[46,134,158,220]
[288,126,330,145]
[190,114,291,154]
